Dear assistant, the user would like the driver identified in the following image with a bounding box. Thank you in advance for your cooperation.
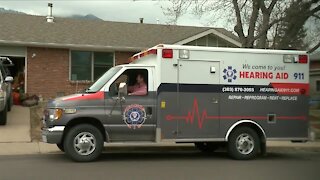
[128,74,147,96]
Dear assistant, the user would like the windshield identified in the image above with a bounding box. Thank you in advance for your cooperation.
[86,66,122,93]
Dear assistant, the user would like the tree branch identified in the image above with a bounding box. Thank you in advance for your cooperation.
[268,0,278,11]
[247,0,261,44]
[232,0,246,43]
[261,0,277,13]
[240,0,249,10]
[309,4,320,16]
[312,14,320,19]
[253,17,284,42]
[256,0,278,48]
[308,41,320,53]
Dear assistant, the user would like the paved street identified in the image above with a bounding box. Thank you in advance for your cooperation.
[0,148,319,180]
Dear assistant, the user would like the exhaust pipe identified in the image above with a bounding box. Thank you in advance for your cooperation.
[46,3,54,23]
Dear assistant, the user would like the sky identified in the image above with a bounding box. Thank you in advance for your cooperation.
[0,0,211,27]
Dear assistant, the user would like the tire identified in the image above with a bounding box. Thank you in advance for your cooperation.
[7,97,12,112]
[228,126,260,160]
[0,105,7,125]
[7,98,11,112]
[64,124,104,162]
[56,143,64,152]
[195,142,220,152]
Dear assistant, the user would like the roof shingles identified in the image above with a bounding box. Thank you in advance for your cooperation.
[0,13,238,50]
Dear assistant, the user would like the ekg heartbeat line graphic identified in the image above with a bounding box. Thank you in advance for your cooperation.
[165,98,218,129]
[165,97,307,129]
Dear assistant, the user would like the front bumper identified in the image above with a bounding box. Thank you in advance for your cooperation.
[41,126,65,144]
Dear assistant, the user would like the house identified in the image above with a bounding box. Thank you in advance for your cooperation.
[0,13,240,98]
[310,51,320,100]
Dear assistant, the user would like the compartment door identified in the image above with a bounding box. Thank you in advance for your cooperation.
[176,60,220,139]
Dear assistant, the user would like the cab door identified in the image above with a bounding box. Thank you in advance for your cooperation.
[177,60,220,139]
[104,67,156,142]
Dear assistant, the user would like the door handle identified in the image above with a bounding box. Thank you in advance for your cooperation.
[112,97,125,102]
[146,107,152,118]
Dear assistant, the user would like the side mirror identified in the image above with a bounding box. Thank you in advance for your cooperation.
[5,76,13,83]
[118,82,127,97]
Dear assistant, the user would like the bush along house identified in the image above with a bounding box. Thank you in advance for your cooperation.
[0,6,240,100]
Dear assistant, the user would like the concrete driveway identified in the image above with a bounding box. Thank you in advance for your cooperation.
[0,106,31,142]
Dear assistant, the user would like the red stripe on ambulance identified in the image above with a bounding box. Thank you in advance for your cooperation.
[63,91,104,101]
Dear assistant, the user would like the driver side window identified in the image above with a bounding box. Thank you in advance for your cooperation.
[109,74,128,96]
[109,69,148,96]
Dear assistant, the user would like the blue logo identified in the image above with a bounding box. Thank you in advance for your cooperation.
[223,66,237,82]
[123,104,146,129]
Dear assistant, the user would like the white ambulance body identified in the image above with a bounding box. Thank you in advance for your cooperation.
[130,44,309,158]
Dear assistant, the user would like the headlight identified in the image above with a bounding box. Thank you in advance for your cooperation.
[47,108,77,121]
[49,108,63,121]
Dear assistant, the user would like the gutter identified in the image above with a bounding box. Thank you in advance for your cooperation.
[0,40,146,52]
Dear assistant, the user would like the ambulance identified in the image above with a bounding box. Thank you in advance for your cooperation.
[42,44,310,162]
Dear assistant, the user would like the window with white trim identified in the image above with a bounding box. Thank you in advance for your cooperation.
[70,51,114,81]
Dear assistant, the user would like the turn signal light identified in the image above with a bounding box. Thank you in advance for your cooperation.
[162,49,173,58]
[49,108,63,121]
[298,55,308,64]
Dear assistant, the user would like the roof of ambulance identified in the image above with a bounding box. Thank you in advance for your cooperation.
[152,44,307,55]
[118,64,155,67]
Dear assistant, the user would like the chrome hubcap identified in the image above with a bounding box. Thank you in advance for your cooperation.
[73,132,96,156]
[236,133,254,155]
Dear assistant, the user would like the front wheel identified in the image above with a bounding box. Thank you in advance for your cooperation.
[56,143,64,152]
[228,127,260,160]
[64,124,104,162]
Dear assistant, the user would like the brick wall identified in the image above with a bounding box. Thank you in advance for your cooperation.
[27,48,137,99]
[27,47,89,99]
[311,61,320,69]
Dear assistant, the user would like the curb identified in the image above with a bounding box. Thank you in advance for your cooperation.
[0,141,319,156]
[0,142,59,156]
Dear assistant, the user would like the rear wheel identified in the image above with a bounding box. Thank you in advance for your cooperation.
[64,124,103,162]
[228,126,260,160]
[195,142,220,152]
[0,105,7,125]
